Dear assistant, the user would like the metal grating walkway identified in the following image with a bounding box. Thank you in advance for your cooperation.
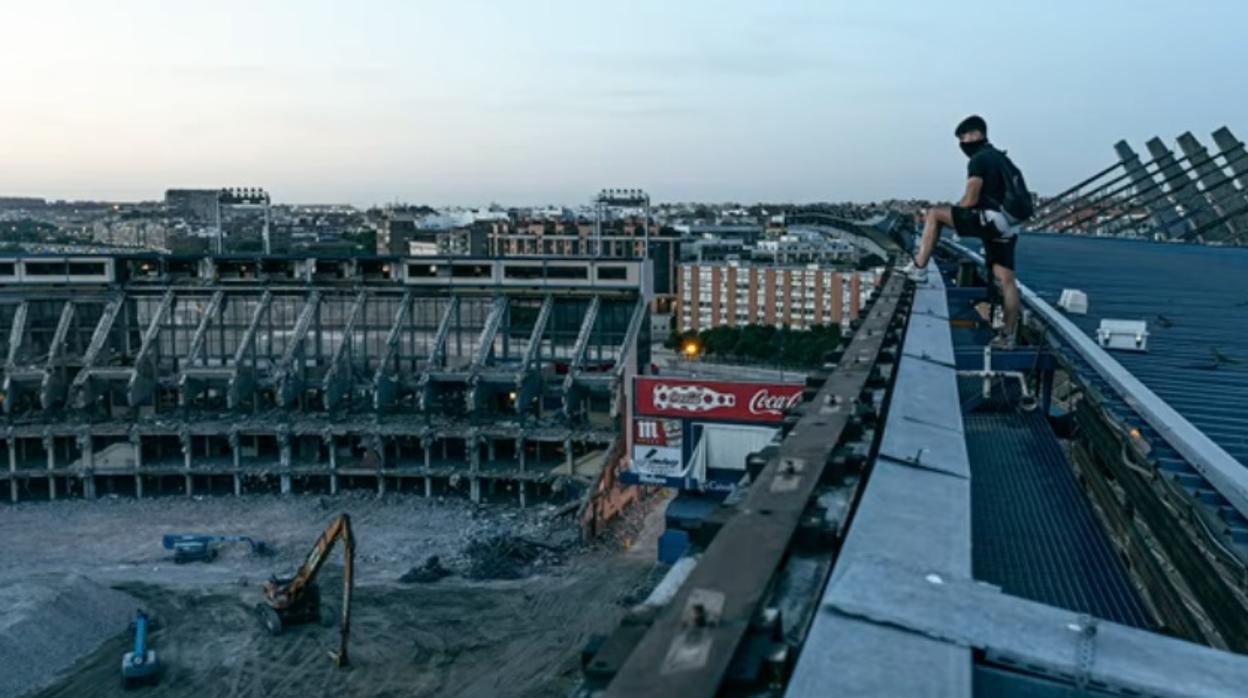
[965,408,1154,629]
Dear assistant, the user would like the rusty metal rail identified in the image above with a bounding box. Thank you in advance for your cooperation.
[598,271,909,698]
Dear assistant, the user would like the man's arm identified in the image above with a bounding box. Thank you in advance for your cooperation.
[959,176,983,208]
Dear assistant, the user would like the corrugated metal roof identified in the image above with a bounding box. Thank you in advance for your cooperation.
[997,234,1248,468]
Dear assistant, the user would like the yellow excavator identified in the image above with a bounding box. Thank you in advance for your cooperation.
[254,512,355,667]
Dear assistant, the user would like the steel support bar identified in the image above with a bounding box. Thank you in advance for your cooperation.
[1029,151,1164,229]
[470,295,508,370]
[46,302,76,368]
[224,290,272,407]
[428,295,458,369]
[69,293,125,406]
[603,272,906,698]
[609,298,649,418]
[185,290,224,367]
[231,291,273,364]
[1143,137,1218,237]
[5,301,27,368]
[1030,160,1124,223]
[71,294,123,379]
[1049,147,1223,234]
[1101,157,1248,239]
[127,290,173,401]
[1177,132,1245,240]
[948,240,1248,520]
[275,291,320,405]
[519,295,553,371]
[513,294,553,413]
[561,296,600,398]
[321,290,366,410]
[371,291,414,410]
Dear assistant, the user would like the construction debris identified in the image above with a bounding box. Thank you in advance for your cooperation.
[464,535,567,580]
[399,556,453,584]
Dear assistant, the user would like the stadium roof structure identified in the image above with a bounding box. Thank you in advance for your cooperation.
[582,237,1248,696]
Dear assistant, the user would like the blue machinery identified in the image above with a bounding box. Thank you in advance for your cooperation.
[121,609,159,689]
[581,251,1248,696]
[161,533,270,564]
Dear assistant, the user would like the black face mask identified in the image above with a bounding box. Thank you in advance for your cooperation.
[960,139,987,158]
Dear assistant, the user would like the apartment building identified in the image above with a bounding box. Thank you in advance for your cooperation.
[677,261,877,332]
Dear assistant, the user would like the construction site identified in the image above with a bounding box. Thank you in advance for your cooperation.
[0,253,662,697]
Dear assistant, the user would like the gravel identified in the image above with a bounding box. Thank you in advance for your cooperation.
[0,574,138,698]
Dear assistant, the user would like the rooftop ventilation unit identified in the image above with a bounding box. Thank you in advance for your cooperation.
[1058,289,1088,315]
[1096,319,1149,352]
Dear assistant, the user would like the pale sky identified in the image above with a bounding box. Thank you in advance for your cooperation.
[1,1,1244,206]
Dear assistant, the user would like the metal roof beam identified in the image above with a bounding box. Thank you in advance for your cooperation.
[185,290,224,367]
[609,298,649,418]
[5,300,27,368]
[127,290,174,405]
[226,290,272,408]
[371,290,414,410]
[275,290,321,405]
[321,290,367,410]
[45,301,76,368]
[560,296,600,403]
[69,293,125,407]
[512,294,553,414]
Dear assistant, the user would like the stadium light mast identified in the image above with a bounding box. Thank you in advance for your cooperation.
[594,188,651,260]
[218,187,273,254]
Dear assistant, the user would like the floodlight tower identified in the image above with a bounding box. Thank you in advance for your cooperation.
[594,188,651,259]
[218,187,273,254]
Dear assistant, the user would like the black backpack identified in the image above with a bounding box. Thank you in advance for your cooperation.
[996,149,1034,222]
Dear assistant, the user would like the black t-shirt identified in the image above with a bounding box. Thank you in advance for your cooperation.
[967,145,1007,211]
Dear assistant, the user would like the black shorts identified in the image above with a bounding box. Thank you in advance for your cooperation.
[951,206,1017,271]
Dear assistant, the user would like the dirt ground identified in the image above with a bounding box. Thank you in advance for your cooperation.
[2,491,666,698]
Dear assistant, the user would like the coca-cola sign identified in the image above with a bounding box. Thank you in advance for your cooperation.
[635,377,803,424]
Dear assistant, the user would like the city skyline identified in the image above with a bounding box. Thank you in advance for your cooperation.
[2,1,1245,206]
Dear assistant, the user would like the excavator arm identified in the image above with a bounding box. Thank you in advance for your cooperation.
[260,512,355,667]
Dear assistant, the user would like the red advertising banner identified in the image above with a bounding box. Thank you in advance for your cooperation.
[634,377,803,424]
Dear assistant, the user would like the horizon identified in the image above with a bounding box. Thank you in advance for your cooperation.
[2,1,1245,207]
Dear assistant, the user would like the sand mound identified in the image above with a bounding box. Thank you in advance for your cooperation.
[0,574,138,697]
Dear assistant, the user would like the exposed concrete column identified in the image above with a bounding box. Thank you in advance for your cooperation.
[278,431,292,496]
[469,434,481,474]
[8,437,17,503]
[470,477,481,503]
[424,476,432,498]
[564,438,574,473]
[487,438,496,463]
[421,436,433,471]
[180,432,193,496]
[43,434,55,500]
[325,434,338,496]
[131,432,143,499]
[228,430,241,496]
[517,436,526,472]
[365,433,385,497]
[78,433,95,499]
[518,480,527,508]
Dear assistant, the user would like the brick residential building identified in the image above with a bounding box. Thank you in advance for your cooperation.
[677,261,878,332]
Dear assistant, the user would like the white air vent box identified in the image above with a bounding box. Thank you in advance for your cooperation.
[1096,319,1148,352]
[1058,289,1088,315]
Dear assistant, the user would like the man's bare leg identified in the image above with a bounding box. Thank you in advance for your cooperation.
[915,206,954,268]
[993,264,1020,337]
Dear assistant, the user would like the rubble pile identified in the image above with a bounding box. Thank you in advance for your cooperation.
[463,535,566,580]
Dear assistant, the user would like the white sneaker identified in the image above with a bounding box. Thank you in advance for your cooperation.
[989,332,1016,351]
[900,261,928,282]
